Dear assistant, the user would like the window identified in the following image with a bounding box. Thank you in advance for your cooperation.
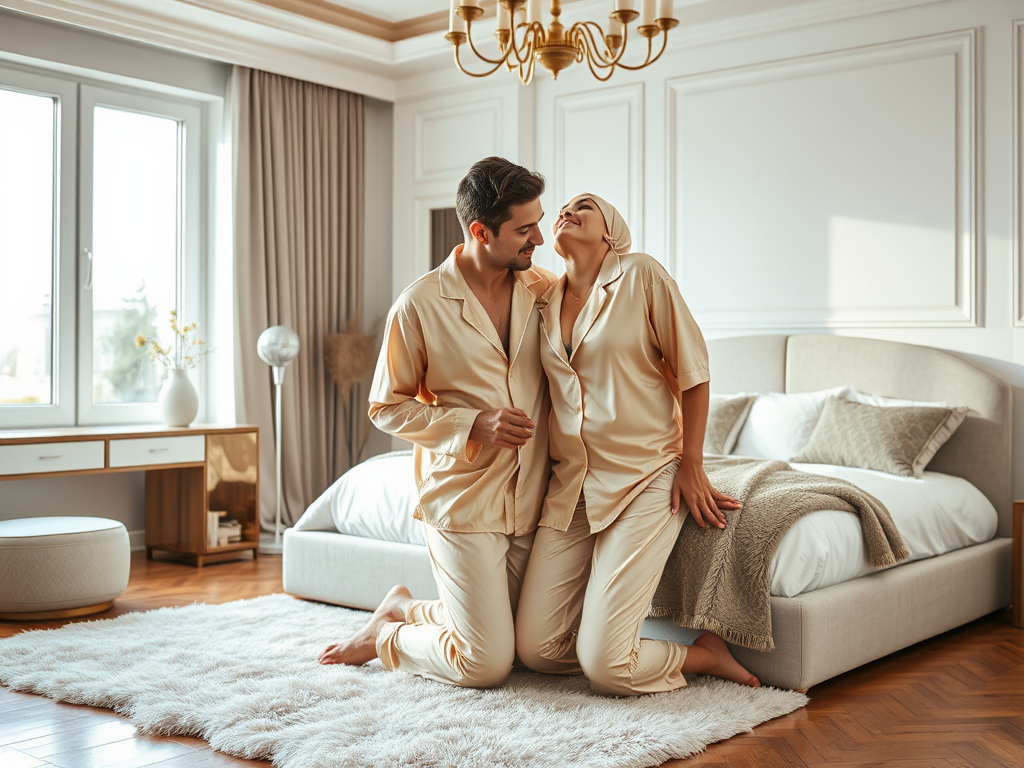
[0,66,206,427]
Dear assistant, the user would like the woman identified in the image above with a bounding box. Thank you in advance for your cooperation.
[515,193,759,695]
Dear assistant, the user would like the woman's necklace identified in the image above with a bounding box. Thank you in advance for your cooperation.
[567,283,592,303]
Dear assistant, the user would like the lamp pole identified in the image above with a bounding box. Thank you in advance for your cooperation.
[256,325,300,555]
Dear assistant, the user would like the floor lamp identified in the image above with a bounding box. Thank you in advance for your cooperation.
[256,325,300,555]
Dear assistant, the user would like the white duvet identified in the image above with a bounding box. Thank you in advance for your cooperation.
[295,452,999,598]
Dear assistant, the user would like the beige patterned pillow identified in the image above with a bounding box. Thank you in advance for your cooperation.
[704,394,756,455]
[792,397,968,478]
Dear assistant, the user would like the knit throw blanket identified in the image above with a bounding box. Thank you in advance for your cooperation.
[650,456,910,651]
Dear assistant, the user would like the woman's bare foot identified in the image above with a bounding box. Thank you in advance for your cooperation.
[688,633,760,688]
[318,585,413,666]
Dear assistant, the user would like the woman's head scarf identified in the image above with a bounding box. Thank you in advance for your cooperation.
[562,193,632,255]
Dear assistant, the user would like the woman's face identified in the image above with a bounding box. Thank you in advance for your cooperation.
[553,196,607,258]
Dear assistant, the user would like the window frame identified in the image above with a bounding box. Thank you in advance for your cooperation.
[0,66,78,428]
[0,65,209,429]
[76,84,203,426]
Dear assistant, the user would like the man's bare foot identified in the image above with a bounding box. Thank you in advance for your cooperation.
[318,585,413,666]
[691,633,760,688]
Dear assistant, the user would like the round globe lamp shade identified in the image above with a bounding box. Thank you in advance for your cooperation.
[257,326,300,368]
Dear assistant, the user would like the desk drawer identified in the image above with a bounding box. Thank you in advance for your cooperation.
[109,435,205,468]
[0,441,105,476]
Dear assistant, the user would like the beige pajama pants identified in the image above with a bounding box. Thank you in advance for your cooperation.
[515,462,688,696]
[375,525,534,688]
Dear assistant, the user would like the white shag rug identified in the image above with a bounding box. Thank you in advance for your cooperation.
[0,594,807,768]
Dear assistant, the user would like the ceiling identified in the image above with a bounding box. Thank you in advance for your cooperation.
[248,0,603,42]
[324,1,451,23]
[248,0,471,42]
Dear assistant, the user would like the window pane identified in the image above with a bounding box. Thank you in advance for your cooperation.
[0,88,56,406]
[91,106,179,404]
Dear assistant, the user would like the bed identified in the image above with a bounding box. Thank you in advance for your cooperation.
[283,334,1012,690]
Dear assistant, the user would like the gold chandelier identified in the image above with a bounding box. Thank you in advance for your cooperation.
[445,1,679,85]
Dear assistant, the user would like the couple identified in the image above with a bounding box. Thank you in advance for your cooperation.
[319,157,759,696]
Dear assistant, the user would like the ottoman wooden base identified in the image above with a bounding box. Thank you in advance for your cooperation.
[0,600,115,621]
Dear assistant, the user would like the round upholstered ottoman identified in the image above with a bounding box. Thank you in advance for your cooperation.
[0,517,130,620]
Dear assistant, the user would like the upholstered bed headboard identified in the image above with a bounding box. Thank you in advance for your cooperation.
[706,335,1013,537]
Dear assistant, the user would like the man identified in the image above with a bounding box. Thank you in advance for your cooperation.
[319,157,556,688]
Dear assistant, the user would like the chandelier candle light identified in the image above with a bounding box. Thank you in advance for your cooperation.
[446,0,678,84]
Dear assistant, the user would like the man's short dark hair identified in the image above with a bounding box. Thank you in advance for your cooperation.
[456,157,545,238]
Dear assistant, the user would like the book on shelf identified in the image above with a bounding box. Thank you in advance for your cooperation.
[207,510,226,548]
[216,518,243,547]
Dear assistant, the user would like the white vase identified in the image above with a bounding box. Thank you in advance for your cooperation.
[159,368,199,427]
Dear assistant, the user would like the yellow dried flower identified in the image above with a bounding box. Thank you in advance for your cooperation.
[136,309,211,370]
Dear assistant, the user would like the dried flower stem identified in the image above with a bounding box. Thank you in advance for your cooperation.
[135,309,212,370]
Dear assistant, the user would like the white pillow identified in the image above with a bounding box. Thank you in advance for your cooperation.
[293,450,423,545]
[730,386,850,461]
[844,388,948,409]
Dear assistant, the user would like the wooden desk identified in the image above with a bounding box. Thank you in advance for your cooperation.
[0,424,259,567]
[1014,501,1023,628]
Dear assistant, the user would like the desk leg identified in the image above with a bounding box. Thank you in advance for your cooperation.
[1014,502,1023,629]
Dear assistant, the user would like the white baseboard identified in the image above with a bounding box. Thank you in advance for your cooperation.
[128,529,146,552]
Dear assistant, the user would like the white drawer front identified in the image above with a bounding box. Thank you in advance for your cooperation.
[0,441,105,476]
[109,435,206,468]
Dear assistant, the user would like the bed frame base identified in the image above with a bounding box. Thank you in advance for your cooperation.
[283,530,1011,691]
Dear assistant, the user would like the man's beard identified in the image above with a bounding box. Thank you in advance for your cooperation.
[509,247,535,271]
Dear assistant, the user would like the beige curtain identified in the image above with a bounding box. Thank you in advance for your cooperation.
[430,208,463,270]
[230,66,364,529]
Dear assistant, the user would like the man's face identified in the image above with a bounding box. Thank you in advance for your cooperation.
[482,198,545,271]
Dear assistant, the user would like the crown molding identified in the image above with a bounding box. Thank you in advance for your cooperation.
[1,0,400,99]
[1,0,954,103]
[252,0,449,43]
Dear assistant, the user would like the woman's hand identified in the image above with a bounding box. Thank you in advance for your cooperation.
[671,458,742,529]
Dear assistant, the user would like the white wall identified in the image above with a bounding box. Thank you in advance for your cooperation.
[389,0,1024,506]
[363,96,395,459]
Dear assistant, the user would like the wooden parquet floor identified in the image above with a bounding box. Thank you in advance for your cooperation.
[1,551,1021,767]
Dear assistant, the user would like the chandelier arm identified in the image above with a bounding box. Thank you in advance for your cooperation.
[580,51,619,82]
[506,21,543,66]
[574,21,621,67]
[453,43,509,78]
[465,22,510,65]
[567,24,606,69]
[522,44,537,85]
[614,32,669,71]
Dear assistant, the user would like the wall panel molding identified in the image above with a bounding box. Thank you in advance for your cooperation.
[413,99,504,184]
[674,0,950,51]
[666,28,977,329]
[553,84,644,248]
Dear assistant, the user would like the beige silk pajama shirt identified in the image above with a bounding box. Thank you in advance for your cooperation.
[367,247,556,687]
[516,250,711,696]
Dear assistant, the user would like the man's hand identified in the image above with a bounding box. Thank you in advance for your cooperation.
[670,458,742,529]
[469,408,535,449]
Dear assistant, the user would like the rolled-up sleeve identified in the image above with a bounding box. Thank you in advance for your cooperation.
[368,303,482,462]
[646,274,710,392]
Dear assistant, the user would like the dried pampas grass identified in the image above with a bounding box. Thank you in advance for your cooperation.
[325,318,381,466]
[325,320,379,402]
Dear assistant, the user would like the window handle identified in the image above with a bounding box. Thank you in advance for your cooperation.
[82,247,93,290]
